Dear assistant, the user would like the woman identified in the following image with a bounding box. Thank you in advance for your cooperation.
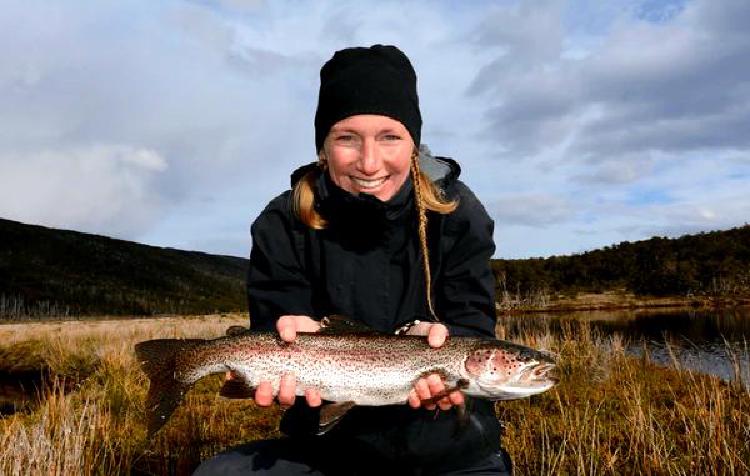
[194,45,511,475]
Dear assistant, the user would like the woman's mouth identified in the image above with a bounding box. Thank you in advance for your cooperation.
[351,176,388,190]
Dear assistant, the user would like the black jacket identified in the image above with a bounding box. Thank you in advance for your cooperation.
[246,153,500,470]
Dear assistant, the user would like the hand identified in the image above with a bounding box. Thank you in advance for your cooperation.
[406,323,465,411]
[253,315,322,408]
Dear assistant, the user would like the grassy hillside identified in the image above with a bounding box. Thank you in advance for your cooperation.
[492,225,750,305]
[0,218,248,318]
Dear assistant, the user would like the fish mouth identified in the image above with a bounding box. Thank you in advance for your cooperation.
[518,362,558,385]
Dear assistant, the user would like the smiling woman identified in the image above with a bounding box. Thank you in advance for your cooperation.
[193,45,508,475]
[324,115,412,201]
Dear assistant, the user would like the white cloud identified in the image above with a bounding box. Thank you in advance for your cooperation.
[474,0,750,160]
[490,194,575,227]
[0,145,167,236]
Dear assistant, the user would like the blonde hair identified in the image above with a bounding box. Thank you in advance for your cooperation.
[291,149,457,321]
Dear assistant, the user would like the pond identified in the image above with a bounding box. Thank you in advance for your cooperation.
[500,306,750,385]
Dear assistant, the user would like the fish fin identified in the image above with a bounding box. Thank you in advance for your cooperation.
[134,338,204,436]
[318,315,380,335]
[317,401,356,435]
[226,325,250,336]
[219,374,255,399]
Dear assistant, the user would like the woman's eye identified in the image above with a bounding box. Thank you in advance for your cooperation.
[382,134,401,141]
[335,135,354,142]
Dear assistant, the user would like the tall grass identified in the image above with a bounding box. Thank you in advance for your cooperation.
[1,315,748,475]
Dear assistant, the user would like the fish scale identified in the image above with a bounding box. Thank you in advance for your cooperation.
[136,331,557,435]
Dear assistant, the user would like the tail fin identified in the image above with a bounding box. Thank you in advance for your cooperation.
[135,338,204,435]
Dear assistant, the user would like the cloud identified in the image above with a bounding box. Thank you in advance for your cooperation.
[490,194,575,227]
[473,0,750,160]
[0,145,167,236]
[572,154,655,184]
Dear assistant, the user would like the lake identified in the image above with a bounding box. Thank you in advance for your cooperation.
[500,306,750,385]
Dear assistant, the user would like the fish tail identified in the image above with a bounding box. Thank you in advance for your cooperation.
[135,338,204,435]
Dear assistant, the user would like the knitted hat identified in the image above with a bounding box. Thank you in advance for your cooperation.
[314,44,422,152]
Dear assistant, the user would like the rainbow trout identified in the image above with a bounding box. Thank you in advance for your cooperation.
[136,323,557,435]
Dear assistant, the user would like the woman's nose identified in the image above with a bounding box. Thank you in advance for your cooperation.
[357,138,380,175]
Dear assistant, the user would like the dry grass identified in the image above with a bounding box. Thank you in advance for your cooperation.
[0,316,748,475]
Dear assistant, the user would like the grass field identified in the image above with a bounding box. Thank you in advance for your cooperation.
[0,315,748,475]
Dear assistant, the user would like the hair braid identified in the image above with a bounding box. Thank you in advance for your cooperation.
[410,150,439,322]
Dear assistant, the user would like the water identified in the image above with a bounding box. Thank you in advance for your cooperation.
[502,307,750,385]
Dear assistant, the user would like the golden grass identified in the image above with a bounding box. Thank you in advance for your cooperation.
[0,315,748,475]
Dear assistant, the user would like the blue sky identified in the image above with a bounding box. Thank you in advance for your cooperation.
[1,0,748,258]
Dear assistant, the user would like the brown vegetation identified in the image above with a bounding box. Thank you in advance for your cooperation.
[496,288,750,313]
[0,316,748,475]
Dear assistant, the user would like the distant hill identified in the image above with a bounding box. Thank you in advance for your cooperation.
[492,225,750,302]
[0,218,248,318]
[4,218,748,319]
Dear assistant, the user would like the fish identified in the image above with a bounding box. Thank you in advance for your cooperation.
[135,319,557,435]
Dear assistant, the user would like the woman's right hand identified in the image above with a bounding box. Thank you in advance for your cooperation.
[254,315,322,408]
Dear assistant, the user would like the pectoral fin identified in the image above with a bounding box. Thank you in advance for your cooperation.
[317,401,356,435]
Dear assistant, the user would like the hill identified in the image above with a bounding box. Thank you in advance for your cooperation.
[492,225,750,307]
[0,218,248,318]
[3,218,749,318]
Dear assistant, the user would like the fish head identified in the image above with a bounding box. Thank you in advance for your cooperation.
[459,341,558,400]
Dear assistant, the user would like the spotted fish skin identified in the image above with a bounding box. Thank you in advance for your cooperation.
[135,332,557,434]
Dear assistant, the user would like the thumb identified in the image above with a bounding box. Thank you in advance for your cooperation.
[427,324,448,348]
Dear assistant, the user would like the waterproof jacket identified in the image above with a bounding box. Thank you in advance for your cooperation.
[246,153,501,469]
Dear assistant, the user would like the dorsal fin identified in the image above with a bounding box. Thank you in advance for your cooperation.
[226,325,250,336]
[318,315,380,335]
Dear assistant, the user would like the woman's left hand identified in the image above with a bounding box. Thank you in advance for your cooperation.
[405,323,465,411]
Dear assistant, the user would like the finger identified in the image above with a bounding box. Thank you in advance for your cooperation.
[225,370,234,381]
[304,388,322,407]
[448,389,465,407]
[254,381,274,406]
[414,378,432,402]
[425,374,451,410]
[438,396,453,411]
[426,373,446,397]
[278,373,296,406]
[277,317,297,342]
[415,378,436,410]
[426,374,448,410]
[427,324,448,348]
[408,389,421,409]
[297,317,322,333]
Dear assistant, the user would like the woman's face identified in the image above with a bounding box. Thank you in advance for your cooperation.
[323,114,414,202]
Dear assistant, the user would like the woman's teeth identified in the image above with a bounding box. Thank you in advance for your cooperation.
[352,176,387,189]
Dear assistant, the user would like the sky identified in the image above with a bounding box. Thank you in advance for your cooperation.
[1,0,748,259]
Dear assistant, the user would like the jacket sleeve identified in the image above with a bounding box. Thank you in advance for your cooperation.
[247,193,315,331]
[437,181,497,338]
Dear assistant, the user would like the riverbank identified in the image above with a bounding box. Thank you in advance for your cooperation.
[0,316,747,474]
[498,290,750,314]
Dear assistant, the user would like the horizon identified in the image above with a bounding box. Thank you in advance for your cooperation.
[4,215,747,261]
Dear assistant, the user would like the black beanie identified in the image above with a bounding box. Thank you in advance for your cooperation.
[314,44,422,152]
